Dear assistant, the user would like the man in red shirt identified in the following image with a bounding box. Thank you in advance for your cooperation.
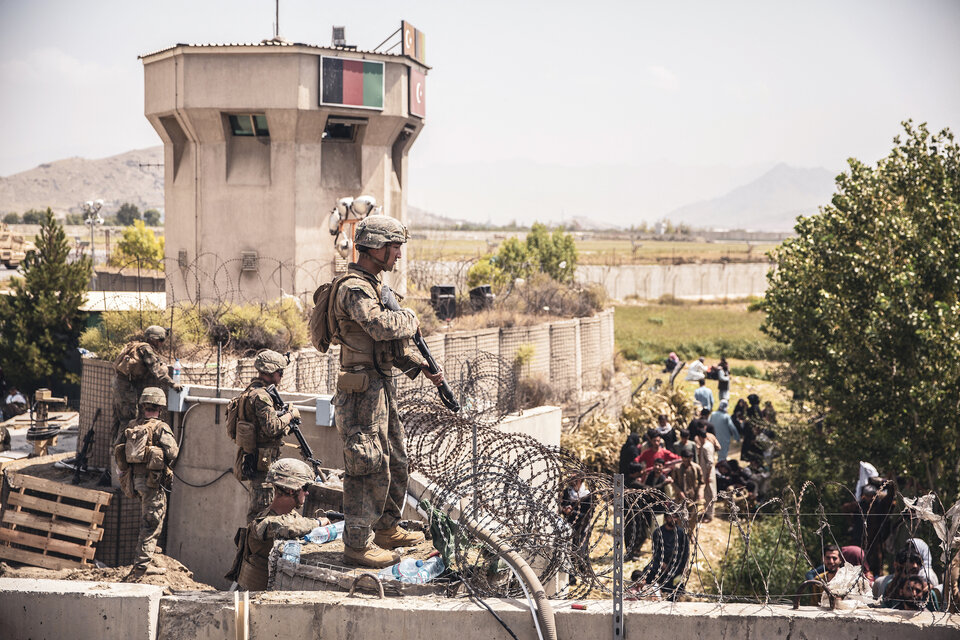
[636,429,682,471]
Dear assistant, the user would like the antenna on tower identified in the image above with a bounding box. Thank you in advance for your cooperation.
[274,0,279,39]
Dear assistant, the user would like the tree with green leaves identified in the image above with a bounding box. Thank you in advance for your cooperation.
[762,122,960,502]
[0,209,91,395]
[115,202,141,226]
[107,220,165,270]
[525,222,577,283]
[3,212,20,224]
[143,209,162,226]
[467,223,578,289]
[21,209,45,225]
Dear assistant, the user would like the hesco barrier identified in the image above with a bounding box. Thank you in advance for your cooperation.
[96,489,150,567]
[78,309,615,412]
[78,358,118,471]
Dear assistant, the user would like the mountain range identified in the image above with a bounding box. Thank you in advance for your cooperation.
[1,147,837,231]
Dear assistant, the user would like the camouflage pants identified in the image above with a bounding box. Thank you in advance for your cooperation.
[335,375,407,550]
[244,470,275,524]
[133,480,166,568]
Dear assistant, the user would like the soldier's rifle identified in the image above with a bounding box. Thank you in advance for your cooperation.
[264,384,327,482]
[72,408,99,485]
[381,284,461,413]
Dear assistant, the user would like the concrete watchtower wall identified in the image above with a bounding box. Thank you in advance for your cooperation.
[140,42,427,304]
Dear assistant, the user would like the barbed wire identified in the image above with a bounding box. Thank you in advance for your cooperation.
[399,397,957,611]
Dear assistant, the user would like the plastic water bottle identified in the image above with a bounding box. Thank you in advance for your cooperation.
[378,557,424,583]
[281,540,301,564]
[377,556,445,584]
[303,520,345,544]
[173,358,182,384]
[416,556,445,582]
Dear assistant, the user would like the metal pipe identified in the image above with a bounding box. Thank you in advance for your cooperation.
[181,396,318,412]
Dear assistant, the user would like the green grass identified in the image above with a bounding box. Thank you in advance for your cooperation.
[407,236,777,265]
[615,303,785,362]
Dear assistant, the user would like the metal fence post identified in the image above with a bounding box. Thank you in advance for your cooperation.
[613,473,624,639]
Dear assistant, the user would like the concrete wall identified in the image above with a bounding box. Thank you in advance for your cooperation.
[577,262,774,301]
[165,387,562,590]
[142,44,428,304]
[3,580,956,640]
[0,578,163,640]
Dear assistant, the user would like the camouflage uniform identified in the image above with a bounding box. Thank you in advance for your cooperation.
[113,393,179,570]
[112,332,176,441]
[236,378,291,522]
[236,508,321,590]
[333,263,425,550]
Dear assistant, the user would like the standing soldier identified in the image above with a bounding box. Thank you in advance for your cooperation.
[228,458,329,591]
[111,325,181,442]
[114,387,179,578]
[331,215,445,568]
[233,349,301,522]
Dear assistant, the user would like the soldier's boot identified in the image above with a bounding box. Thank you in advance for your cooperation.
[343,544,399,569]
[374,525,425,550]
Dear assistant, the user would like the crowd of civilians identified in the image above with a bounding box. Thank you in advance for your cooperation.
[579,355,958,609]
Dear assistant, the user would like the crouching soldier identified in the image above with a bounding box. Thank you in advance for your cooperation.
[227,458,329,591]
[114,387,179,578]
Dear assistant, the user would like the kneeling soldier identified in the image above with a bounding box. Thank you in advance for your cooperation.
[114,387,179,578]
[229,458,329,591]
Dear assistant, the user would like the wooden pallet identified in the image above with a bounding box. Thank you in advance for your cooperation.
[0,472,112,570]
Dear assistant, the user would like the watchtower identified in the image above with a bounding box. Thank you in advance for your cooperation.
[140,27,428,304]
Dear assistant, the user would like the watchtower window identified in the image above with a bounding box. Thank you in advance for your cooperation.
[229,114,270,137]
[322,116,366,142]
[323,123,356,141]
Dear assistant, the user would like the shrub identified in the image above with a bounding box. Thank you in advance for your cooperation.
[712,515,806,602]
[211,298,307,355]
[465,257,500,290]
[80,299,306,360]
[406,297,440,336]
[560,412,627,474]
[515,374,553,410]
[108,220,164,270]
[3,212,20,224]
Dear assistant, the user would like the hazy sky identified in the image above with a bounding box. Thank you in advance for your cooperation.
[2,0,958,222]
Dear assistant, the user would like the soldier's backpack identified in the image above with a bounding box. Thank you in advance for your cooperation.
[309,274,357,352]
[124,418,159,464]
[225,391,248,442]
[224,390,257,454]
[114,342,149,379]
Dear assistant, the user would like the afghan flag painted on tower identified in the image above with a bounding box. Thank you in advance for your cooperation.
[321,57,384,110]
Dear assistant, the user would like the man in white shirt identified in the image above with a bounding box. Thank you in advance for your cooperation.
[685,357,707,381]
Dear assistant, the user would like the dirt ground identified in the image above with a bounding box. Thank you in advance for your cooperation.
[0,552,216,592]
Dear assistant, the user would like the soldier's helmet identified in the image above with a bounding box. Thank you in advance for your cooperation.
[266,458,315,491]
[254,349,287,374]
[354,215,409,250]
[139,387,166,406]
[144,325,167,341]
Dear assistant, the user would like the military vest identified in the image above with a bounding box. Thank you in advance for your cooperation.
[333,271,396,373]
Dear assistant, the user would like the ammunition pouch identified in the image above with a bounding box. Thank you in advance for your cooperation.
[337,371,369,394]
[145,446,165,471]
[236,420,257,454]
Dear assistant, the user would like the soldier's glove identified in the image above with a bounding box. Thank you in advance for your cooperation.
[173,383,184,393]
[289,406,301,421]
